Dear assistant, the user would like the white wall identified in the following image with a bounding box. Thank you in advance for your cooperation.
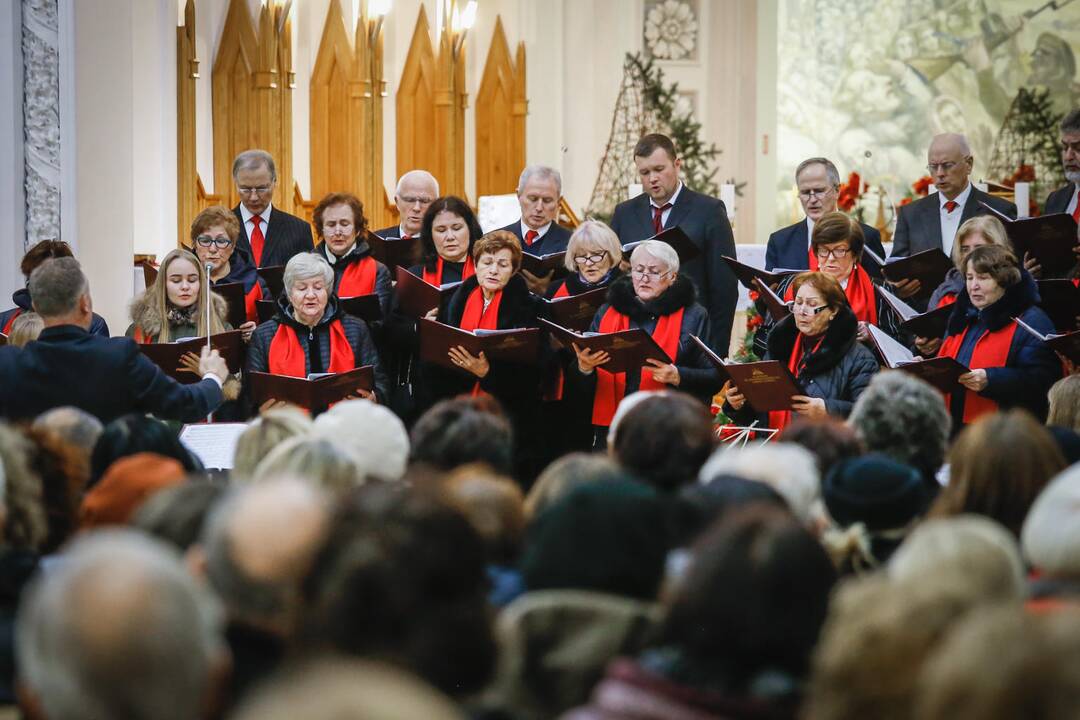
[0,1,26,308]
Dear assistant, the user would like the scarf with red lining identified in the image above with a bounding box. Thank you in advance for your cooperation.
[459,286,503,396]
[591,306,684,427]
[422,255,475,286]
[938,321,1018,424]
[337,255,377,297]
[767,332,824,432]
[268,320,354,377]
[785,265,877,325]
[2,309,20,335]
[936,292,958,309]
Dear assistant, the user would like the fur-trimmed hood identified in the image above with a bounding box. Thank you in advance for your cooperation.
[767,304,859,376]
[606,273,697,321]
[315,236,374,265]
[945,269,1039,336]
[129,288,229,338]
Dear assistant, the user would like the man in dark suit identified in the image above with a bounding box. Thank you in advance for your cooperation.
[766,157,886,279]
[609,133,738,356]
[231,149,314,268]
[891,133,1017,301]
[497,165,572,294]
[1044,109,1080,277]
[372,169,439,240]
[0,258,228,424]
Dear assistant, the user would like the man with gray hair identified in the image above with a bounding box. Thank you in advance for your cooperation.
[0,258,228,423]
[498,165,571,293]
[765,157,886,279]
[15,529,227,720]
[231,148,314,267]
[890,133,1016,306]
[1043,109,1080,262]
[373,169,440,240]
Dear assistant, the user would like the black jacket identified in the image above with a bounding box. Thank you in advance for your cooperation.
[729,306,879,423]
[232,205,314,268]
[0,288,109,337]
[891,187,1017,258]
[0,324,223,423]
[574,274,721,404]
[1044,182,1076,215]
[247,295,389,403]
[499,221,573,256]
[314,238,393,320]
[545,268,621,299]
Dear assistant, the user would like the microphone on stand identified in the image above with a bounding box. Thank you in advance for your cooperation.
[205,262,215,424]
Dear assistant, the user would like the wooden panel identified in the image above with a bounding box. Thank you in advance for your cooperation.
[310,0,358,202]
[434,18,467,197]
[475,17,527,198]
[176,0,198,245]
[396,8,439,193]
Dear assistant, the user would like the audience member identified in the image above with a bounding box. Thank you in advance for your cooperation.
[776,416,863,479]
[523,452,623,519]
[79,453,186,530]
[254,436,366,494]
[409,396,515,476]
[7,311,42,348]
[311,399,410,483]
[672,474,789,551]
[848,370,951,486]
[20,425,86,554]
[610,391,714,492]
[1047,374,1080,433]
[89,413,201,488]
[928,410,1066,538]
[698,443,821,526]
[132,479,227,551]
[1021,464,1080,610]
[31,406,103,484]
[231,406,312,480]
[15,530,226,720]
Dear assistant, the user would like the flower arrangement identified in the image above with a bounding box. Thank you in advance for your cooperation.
[899,175,934,207]
[836,172,864,213]
[1001,163,1039,217]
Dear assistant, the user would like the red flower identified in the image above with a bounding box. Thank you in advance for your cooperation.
[836,172,863,212]
[899,197,913,206]
[748,290,760,301]
[912,176,933,196]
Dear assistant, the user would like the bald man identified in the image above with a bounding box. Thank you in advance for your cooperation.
[373,170,440,241]
[890,133,1016,306]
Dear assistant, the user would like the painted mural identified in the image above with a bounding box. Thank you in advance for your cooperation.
[776,0,1080,227]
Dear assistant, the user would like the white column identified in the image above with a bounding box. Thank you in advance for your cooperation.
[0,1,26,306]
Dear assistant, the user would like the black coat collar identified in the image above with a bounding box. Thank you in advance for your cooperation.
[316,238,374,266]
[606,273,696,321]
[11,288,31,312]
[274,293,344,331]
[559,268,621,296]
[945,270,1039,335]
[448,273,536,328]
[767,305,858,376]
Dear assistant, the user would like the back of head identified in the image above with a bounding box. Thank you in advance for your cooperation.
[1022,463,1080,578]
[0,423,48,552]
[409,397,514,475]
[698,443,821,525]
[231,658,464,720]
[1048,374,1080,433]
[9,312,43,347]
[300,483,494,696]
[848,370,951,482]
[232,407,312,480]
[79,452,186,530]
[662,506,837,690]
[525,452,623,519]
[931,410,1065,537]
[442,465,525,566]
[32,407,104,459]
[521,479,669,601]
[27,257,87,319]
[15,529,224,720]
[132,480,227,551]
[90,414,201,488]
[889,515,1025,601]
[312,399,409,483]
[916,606,1080,720]
[20,240,74,279]
[254,436,364,494]
[611,392,713,492]
[674,474,789,549]
[777,416,863,479]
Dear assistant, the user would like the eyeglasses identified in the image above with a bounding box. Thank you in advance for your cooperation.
[786,300,830,315]
[237,185,272,196]
[573,251,608,266]
[798,187,835,199]
[926,161,958,174]
[195,235,233,249]
[399,195,434,206]
[322,221,355,236]
[631,267,669,281]
[814,246,852,260]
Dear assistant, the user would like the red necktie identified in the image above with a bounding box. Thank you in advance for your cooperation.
[525,229,539,246]
[1071,202,1080,224]
[944,200,959,213]
[402,233,411,240]
[652,203,672,234]
[250,215,265,266]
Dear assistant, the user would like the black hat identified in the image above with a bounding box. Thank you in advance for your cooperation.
[822,454,929,531]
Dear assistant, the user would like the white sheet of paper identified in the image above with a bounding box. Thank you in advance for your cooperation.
[179,423,249,470]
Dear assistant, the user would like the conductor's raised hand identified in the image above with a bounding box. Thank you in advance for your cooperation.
[198,346,229,382]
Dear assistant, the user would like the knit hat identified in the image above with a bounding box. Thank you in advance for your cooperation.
[822,454,929,532]
[79,452,186,530]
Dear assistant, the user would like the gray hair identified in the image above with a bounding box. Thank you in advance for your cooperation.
[1060,108,1080,135]
[517,165,562,196]
[27,257,88,318]
[312,399,410,483]
[232,149,277,181]
[848,370,951,482]
[15,530,224,720]
[233,407,313,481]
[254,436,365,494]
[795,157,841,187]
[1021,463,1080,577]
[0,422,47,551]
[32,406,104,457]
[564,220,623,272]
[395,169,440,197]
[630,239,680,275]
[698,443,821,525]
[283,252,335,296]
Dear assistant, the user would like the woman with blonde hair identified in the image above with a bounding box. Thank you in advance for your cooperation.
[1047,375,1080,432]
[126,248,230,343]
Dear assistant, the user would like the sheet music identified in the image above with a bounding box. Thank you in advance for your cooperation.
[179,423,248,470]
[1013,316,1053,341]
[867,324,917,367]
[876,285,918,321]
[861,245,887,266]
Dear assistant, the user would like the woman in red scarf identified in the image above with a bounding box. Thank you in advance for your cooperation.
[726,272,879,433]
[546,220,624,299]
[312,192,392,320]
[754,213,901,358]
[573,240,721,449]
[247,252,388,406]
[190,205,265,339]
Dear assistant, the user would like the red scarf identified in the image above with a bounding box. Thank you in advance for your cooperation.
[268,320,354,377]
[2,309,21,335]
[459,286,502,396]
[244,283,263,323]
[422,255,475,286]
[553,282,571,299]
[807,246,820,271]
[784,266,877,325]
[337,256,377,297]
[936,293,957,309]
[132,326,153,344]
[767,333,824,432]
[591,306,684,427]
[939,320,1018,424]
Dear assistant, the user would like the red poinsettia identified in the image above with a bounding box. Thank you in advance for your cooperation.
[836,172,863,212]
[1003,164,1036,186]
[912,176,933,197]
[899,197,913,206]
